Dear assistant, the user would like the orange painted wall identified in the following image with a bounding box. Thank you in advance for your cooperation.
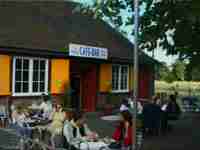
[51,59,70,94]
[0,55,11,95]
[99,64,112,92]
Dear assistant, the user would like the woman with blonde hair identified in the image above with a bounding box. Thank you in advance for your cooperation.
[48,104,65,135]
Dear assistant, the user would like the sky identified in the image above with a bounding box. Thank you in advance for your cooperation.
[73,0,178,65]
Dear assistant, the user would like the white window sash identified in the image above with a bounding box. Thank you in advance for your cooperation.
[12,58,16,95]
[29,59,33,93]
[112,65,129,93]
[12,57,48,96]
[120,65,129,91]
[45,60,49,93]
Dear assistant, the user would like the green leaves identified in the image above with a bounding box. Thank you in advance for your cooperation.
[78,0,200,67]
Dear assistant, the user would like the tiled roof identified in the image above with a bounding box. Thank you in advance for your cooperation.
[0,1,157,64]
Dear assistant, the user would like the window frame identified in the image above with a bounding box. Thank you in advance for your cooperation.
[112,64,129,93]
[12,56,49,96]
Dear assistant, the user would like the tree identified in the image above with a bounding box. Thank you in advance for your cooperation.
[140,0,200,60]
[185,56,200,81]
[191,68,200,81]
[171,60,186,81]
[79,0,200,61]
[157,60,187,82]
[157,62,170,80]
[157,62,175,83]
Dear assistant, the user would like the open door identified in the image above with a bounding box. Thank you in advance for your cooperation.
[82,65,97,112]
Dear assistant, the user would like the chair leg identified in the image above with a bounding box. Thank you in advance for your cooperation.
[50,134,55,149]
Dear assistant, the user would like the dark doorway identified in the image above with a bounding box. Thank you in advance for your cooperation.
[70,60,98,112]
[70,76,81,111]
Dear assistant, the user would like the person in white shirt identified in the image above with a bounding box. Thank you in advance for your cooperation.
[120,98,130,112]
[121,97,143,115]
[64,111,107,150]
[63,110,74,147]
[39,94,52,119]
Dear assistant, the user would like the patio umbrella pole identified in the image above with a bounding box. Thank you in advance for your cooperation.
[132,0,139,150]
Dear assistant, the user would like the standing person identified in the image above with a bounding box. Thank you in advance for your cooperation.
[120,98,130,112]
[155,95,162,107]
[127,91,143,114]
[143,97,162,136]
[166,94,181,121]
[111,110,133,150]
[160,100,169,135]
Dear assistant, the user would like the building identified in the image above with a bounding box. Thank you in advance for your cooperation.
[0,2,157,112]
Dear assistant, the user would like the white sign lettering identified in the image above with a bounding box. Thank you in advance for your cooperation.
[69,43,108,60]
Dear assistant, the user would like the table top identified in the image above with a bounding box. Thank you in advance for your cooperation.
[100,115,122,121]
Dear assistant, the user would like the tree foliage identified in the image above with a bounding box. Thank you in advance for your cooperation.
[80,0,200,60]
[185,56,200,81]
[157,62,175,83]
[158,60,186,82]
[140,0,200,59]
[171,60,186,81]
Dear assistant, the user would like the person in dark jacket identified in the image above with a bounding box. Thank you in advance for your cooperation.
[166,94,181,121]
[143,97,162,136]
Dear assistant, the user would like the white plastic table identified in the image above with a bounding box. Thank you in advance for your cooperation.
[100,115,122,122]
[74,141,109,150]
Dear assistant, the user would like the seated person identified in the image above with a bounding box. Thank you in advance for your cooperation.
[70,111,96,140]
[64,111,107,150]
[11,106,32,138]
[48,104,65,136]
[39,93,52,119]
[63,110,75,148]
[111,110,133,149]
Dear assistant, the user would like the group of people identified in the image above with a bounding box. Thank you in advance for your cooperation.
[10,94,52,138]
[8,92,181,149]
[50,104,134,150]
[9,94,134,150]
[119,93,181,136]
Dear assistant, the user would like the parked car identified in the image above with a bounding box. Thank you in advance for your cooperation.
[181,96,200,112]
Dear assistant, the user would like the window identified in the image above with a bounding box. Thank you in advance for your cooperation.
[112,65,129,92]
[13,57,48,96]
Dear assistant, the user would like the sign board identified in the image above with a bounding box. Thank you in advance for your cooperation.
[69,43,108,60]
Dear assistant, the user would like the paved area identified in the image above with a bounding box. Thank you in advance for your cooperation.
[0,128,19,150]
[142,113,200,150]
[88,112,200,150]
[0,112,199,150]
